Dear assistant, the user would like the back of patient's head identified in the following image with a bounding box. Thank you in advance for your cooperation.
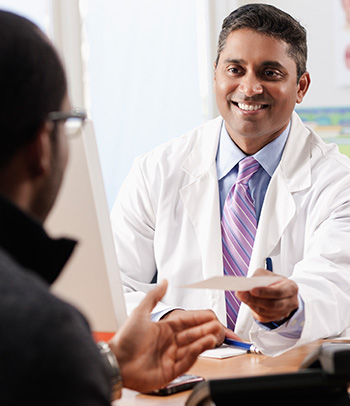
[216,3,307,81]
[0,10,67,169]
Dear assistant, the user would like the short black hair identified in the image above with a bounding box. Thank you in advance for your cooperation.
[0,10,67,168]
[216,3,307,81]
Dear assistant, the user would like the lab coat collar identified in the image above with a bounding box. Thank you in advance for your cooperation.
[279,111,312,193]
[181,116,222,178]
[180,113,310,191]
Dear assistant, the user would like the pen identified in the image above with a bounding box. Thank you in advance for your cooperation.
[224,338,262,354]
[265,257,273,272]
[264,257,281,328]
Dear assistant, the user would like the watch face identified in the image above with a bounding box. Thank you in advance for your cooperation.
[97,341,122,400]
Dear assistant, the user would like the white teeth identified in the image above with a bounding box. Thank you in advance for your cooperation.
[237,103,263,111]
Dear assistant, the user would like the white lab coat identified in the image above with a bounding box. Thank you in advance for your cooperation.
[111,112,350,356]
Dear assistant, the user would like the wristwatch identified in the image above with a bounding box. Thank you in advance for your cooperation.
[97,341,123,400]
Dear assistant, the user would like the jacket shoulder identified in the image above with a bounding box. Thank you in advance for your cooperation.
[308,128,350,171]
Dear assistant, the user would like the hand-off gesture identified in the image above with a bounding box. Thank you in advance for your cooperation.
[236,269,299,323]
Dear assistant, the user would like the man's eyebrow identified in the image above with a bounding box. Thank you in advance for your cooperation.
[223,58,245,65]
[261,61,285,69]
[222,59,286,70]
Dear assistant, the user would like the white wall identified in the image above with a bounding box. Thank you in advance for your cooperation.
[83,0,207,208]
[0,0,51,33]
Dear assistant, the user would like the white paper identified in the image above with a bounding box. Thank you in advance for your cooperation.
[181,275,282,291]
[200,344,247,359]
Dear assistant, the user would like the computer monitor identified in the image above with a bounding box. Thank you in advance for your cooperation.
[46,120,127,334]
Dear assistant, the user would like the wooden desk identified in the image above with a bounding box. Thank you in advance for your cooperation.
[114,340,322,406]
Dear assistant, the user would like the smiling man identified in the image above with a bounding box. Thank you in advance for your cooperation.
[214,28,309,154]
[111,4,350,356]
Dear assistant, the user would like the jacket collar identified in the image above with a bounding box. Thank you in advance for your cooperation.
[279,111,312,192]
[181,117,222,178]
[181,112,311,192]
[0,194,76,284]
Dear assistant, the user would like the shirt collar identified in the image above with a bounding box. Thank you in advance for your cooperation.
[216,121,290,180]
[0,194,76,285]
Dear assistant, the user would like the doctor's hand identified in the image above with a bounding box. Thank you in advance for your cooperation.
[108,280,222,393]
[236,269,299,324]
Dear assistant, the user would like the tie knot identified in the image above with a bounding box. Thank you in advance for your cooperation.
[236,156,260,185]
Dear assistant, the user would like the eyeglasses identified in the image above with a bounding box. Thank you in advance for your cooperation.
[47,108,87,138]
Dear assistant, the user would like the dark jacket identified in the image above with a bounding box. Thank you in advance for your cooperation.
[0,195,111,405]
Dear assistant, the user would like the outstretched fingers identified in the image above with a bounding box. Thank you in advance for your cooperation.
[171,334,218,377]
[132,279,168,316]
[175,318,222,347]
[163,309,218,330]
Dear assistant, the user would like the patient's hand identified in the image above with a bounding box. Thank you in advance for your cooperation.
[162,308,239,346]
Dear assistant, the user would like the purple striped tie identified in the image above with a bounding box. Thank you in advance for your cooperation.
[221,156,260,331]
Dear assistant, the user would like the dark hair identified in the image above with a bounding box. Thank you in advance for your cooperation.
[0,10,67,168]
[216,3,307,81]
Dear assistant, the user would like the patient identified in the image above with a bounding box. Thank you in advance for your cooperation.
[0,9,222,405]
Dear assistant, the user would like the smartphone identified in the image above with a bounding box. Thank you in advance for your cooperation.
[147,374,204,396]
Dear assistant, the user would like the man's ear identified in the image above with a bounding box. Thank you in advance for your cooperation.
[296,71,311,104]
[213,62,217,93]
[25,121,54,178]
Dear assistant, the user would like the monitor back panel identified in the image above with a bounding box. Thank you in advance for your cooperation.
[46,120,127,333]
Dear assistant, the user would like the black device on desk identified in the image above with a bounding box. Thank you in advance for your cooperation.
[185,343,350,406]
[147,374,204,396]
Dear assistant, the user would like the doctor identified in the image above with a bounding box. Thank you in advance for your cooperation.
[111,4,350,356]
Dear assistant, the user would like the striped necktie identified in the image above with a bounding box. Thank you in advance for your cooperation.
[221,156,260,331]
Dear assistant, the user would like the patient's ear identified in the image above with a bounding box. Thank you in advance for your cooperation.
[26,121,54,178]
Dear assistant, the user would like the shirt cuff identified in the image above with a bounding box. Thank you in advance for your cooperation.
[256,294,305,339]
[151,308,184,321]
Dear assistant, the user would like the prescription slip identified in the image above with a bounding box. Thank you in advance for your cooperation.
[181,275,282,291]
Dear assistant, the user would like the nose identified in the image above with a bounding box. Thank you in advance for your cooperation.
[238,73,263,97]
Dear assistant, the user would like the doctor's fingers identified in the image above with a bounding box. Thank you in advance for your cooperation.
[249,278,298,299]
[238,292,298,322]
[251,303,298,324]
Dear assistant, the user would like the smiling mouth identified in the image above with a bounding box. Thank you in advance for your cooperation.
[233,102,268,111]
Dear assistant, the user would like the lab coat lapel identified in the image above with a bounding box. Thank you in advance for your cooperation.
[249,111,312,274]
[248,167,296,272]
[180,118,223,281]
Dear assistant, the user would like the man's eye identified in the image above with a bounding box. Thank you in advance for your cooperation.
[228,67,240,74]
[264,70,280,78]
